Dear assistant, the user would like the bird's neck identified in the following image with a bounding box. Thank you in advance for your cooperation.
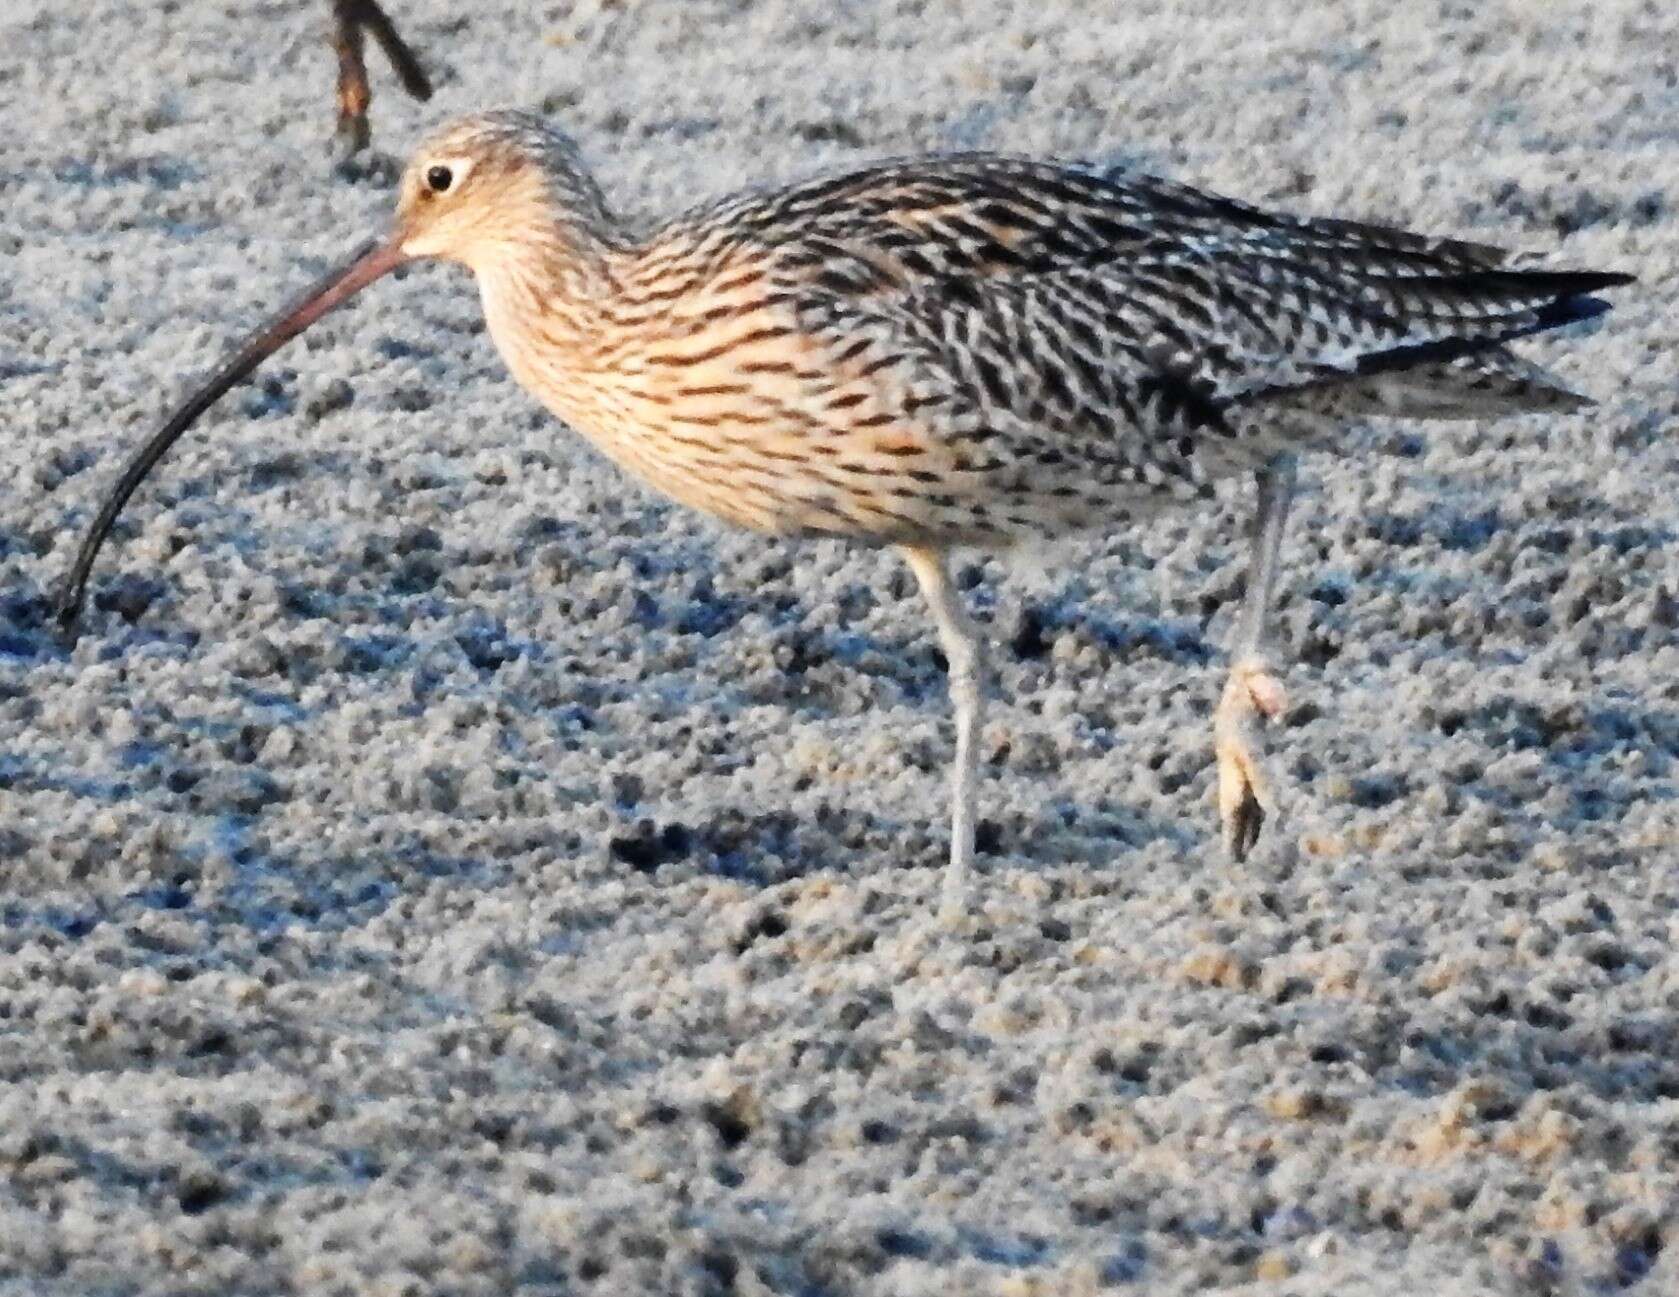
[474,235,624,424]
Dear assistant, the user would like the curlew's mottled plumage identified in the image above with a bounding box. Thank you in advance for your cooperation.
[57,110,1633,908]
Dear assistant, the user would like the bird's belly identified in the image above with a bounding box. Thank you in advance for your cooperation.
[496,326,1209,545]
[481,310,864,535]
[556,394,950,540]
[558,393,1200,547]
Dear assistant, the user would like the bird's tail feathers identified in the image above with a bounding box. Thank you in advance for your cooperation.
[1342,347,1593,419]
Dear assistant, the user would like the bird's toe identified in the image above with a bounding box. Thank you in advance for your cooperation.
[1225,783,1264,863]
[1214,661,1287,862]
[1216,733,1270,862]
[333,108,372,158]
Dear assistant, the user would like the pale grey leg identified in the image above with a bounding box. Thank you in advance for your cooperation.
[901,545,986,911]
[1215,455,1296,861]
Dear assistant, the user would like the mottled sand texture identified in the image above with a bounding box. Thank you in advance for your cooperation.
[2,1,1676,1293]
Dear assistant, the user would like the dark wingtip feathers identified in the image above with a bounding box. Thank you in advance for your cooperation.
[1351,270,1632,380]
[1511,268,1635,295]
[1562,269,1636,293]
[1528,267,1635,327]
[1538,293,1612,329]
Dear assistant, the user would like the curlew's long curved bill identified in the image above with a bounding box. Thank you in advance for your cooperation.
[55,235,409,633]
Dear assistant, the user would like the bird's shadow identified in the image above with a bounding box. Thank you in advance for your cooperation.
[601,788,1195,889]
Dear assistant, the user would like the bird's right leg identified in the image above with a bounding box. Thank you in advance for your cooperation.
[331,0,433,154]
[901,545,987,914]
[1215,455,1296,861]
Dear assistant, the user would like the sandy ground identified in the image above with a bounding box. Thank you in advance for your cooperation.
[2,0,1677,1292]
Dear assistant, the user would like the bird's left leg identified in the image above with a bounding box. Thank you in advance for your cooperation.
[1216,454,1296,861]
[901,546,987,912]
[331,0,433,154]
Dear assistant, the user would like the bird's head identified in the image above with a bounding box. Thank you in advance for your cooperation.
[394,110,614,271]
[54,109,613,633]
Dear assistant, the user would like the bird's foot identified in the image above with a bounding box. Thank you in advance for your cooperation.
[333,108,373,160]
[331,0,433,157]
[1215,660,1287,862]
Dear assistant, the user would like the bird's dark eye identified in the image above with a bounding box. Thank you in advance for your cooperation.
[425,164,453,193]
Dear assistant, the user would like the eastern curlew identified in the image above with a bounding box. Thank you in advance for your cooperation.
[56,110,1633,906]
